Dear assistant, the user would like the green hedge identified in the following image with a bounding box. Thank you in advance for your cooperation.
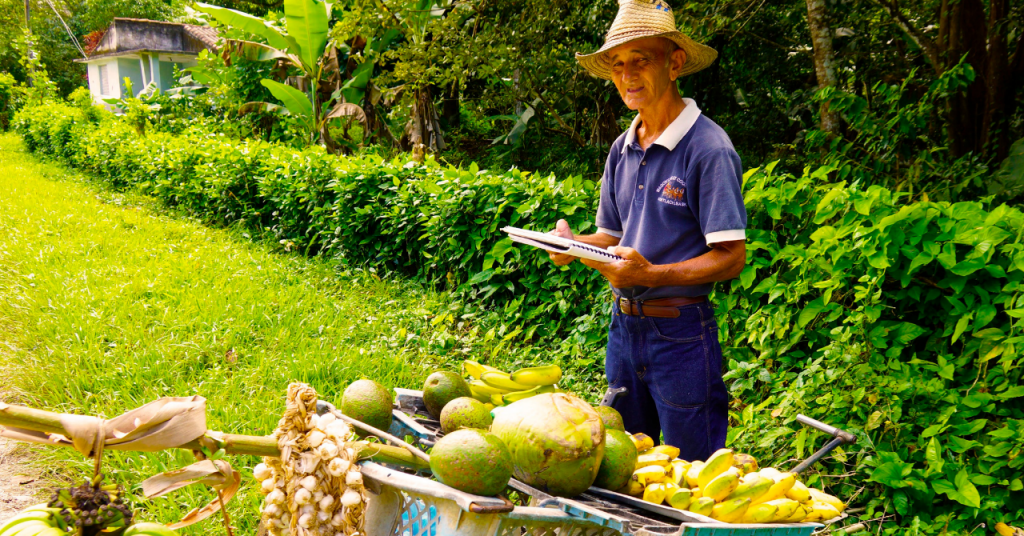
[15,101,1024,532]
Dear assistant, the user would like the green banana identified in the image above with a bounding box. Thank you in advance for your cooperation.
[0,512,58,536]
[29,528,67,536]
[509,364,562,386]
[480,371,532,392]
[0,521,52,536]
[123,522,180,536]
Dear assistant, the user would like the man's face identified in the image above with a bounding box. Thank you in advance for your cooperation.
[607,37,686,110]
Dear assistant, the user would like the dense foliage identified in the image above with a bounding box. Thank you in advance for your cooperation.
[15,101,1024,533]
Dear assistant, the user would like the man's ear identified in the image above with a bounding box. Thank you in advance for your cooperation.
[670,47,687,80]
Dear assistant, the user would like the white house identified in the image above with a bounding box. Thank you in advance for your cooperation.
[75,18,218,105]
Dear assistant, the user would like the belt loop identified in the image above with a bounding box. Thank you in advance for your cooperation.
[636,299,645,318]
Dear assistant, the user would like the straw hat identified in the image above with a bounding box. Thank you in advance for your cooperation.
[575,0,717,80]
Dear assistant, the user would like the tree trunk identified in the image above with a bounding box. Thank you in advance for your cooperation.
[944,0,988,157]
[442,84,460,129]
[805,0,839,135]
[407,86,446,161]
[981,0,1009,160]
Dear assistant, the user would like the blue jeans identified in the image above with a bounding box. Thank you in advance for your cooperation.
[605,300,728,462]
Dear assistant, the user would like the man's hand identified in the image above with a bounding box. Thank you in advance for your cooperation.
[548,219,577,266]
[581,246,656,288]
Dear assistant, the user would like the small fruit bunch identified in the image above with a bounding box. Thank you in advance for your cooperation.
[463,360,562,407]
[48,478,134,534]
[254,411,366,536]
[621,441,847,524]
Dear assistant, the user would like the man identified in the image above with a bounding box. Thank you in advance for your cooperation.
[549,0,747,462]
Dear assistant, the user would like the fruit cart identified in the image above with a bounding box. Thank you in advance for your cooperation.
[346,389,857,536]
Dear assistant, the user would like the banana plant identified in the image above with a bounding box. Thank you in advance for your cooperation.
[195,0,365,150]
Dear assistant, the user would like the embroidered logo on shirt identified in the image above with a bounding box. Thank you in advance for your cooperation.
[656,176,687,207]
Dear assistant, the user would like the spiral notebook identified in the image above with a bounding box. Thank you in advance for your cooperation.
[502,226,622,263]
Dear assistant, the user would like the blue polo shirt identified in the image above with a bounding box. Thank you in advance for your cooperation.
[596,98,747,300]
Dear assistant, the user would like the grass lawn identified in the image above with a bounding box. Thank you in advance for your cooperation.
[0,132,581,533]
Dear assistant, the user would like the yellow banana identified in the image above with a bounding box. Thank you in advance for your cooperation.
[785,479,810,503]
[630,433,655,452]
[687,497,715,516]
[619,479,644,496]
[490,393,504,406]
[994,523,1024,536]
[726,474,773,502]
[463,360,502,380]
[509,364,562,386]
[643,483,669,504]
[697,448,735,488]
[669,459,691,485]
[702,467,741,501]
[738,502,778,524]
[710,498,751,523]
[803,501,841,522]
[762,498,801,522]
[469,379,509,396]
[690,486,703,499]
[503,386,543,403]
[0,512,58,536]
[32,528,68,536]
[783,505,808,523]
[759,467,783,481]
[650,445,680,459]
[632,465,667,486]
[480,371,532,391]
[662,481,679,502]
[732,453,759,474]
[636,452,672,469]
[667,487,692,510]
[685,460,705,488]
[752,472,796,505]
[808,488,845,512]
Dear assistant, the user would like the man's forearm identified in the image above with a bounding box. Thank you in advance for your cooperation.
[645,240,746,287]
[573,232,621,249]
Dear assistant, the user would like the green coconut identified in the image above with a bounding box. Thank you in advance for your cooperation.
[593,429,637,490]
[440,397,493,433]
[429,429,513,496]
[489,392,605,497]
[594,406,626,432]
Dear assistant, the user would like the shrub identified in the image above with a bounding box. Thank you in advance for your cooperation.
[14,102,1024,532]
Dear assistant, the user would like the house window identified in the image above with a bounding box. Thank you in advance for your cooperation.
[98,64,114,96]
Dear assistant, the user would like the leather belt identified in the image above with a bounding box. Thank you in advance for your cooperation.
[616,296,707,318]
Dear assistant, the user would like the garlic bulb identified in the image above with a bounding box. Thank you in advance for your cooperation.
[345,471,363,487]
[261,477,278,494]
[295,487,313,505]
[300,475,318,491]
[254,463,273,481]
[341,489,362,507]
[308,430,327,448]
[266,489,286,505]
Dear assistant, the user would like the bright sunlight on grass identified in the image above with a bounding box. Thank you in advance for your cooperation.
[0,133,487,533]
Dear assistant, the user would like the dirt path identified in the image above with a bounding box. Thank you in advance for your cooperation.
[0,437,46,523]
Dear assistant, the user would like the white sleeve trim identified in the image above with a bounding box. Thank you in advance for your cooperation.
[598,227,623,238]
[705,229,746,245]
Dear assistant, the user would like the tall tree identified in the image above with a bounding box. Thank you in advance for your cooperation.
[805,0,838,134]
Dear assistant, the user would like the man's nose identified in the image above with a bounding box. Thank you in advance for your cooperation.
[620,63,638,83]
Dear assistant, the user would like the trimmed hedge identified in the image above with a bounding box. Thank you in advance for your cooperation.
[15,101,1024,532]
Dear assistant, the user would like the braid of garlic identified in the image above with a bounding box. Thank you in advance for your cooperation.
[255,383,367,536]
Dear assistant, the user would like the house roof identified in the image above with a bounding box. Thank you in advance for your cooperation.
[74,18,218,63]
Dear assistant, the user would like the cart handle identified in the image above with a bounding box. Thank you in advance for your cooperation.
[790,414,856,475]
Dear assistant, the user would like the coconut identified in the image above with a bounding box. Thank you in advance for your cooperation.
[489,392,605,497]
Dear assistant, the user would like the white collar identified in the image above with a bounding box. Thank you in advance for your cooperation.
[622,98,702,154]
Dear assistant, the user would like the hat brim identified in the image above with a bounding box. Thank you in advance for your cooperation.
[575,32,717,80]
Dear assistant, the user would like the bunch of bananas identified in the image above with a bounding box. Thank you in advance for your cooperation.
[621,440,847,525]
[0,504,178,536]
[0,504,69,536]
[463,360,562,406]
